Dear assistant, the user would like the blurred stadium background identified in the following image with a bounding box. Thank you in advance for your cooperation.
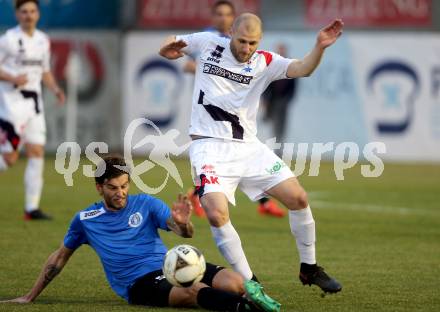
[1,0,439,159]
[0,1,439,312]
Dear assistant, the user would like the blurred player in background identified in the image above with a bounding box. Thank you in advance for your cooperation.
[160,14,343,293]
[261,43,297,148]
[183,0,235,74]
[0,0,65,220]
[185,0,286,218]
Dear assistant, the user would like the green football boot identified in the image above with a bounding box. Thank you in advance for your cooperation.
[244,280,281,312]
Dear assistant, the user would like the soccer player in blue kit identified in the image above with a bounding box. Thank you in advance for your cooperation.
[1,156,281,311]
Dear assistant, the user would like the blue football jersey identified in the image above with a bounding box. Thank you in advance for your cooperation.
[63,194,171,301]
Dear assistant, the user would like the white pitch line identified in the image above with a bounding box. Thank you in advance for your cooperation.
[311,200,438,216]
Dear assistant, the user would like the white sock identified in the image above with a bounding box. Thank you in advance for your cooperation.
[289,206,316,264]
[211,221,253,280]
[24,158,44,213]
[0,155,8,171]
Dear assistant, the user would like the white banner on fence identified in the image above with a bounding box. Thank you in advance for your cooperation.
[44,31,121,151]
[350,33,440,161]
[123,32,193,155]
[261,31,440,161]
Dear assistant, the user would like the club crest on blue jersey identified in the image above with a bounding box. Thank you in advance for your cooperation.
[128,212,143,228]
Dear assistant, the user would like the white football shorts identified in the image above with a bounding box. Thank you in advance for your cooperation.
[189,138,294,205]
[0,91,46,152]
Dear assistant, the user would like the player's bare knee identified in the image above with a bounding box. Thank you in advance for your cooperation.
[174,290,194,307]
[169,282,207,307]
[26,148,44,158]
[188,283,207,305]
[171,284,203,307]
[3,153,18,166]
[24,143,44,158]
[187,285,201,300]
[228,272,245,294]
[286,189,308,210]
[298,190,308,209]
[206,209,229,227]
[213,269,244,294]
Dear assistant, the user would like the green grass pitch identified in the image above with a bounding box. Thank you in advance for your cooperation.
[0,157,439,311]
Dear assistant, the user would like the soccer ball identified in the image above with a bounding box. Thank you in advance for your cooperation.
[163,244,206,287]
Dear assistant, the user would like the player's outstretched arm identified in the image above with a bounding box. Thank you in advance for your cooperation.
[167,193,194,238]
[159,36,188,60]
[0,244,74,304]
[287,19,344,78]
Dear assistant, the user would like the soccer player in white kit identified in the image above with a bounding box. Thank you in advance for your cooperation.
[159,14,344,293]
[0,0,65,220]
[184,0,286,218]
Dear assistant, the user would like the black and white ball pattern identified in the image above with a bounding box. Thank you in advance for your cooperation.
[163,244,206,287]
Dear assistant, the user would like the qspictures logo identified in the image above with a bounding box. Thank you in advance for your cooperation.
[54,118,386,193]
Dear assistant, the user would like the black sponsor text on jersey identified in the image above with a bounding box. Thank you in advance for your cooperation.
[203,63,253,85]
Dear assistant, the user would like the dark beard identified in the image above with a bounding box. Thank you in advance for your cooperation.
[105,198,125,211]
[230,42,249,63]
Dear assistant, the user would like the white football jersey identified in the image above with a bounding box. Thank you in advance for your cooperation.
[0,26,50,96]
[177,32,294,142]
